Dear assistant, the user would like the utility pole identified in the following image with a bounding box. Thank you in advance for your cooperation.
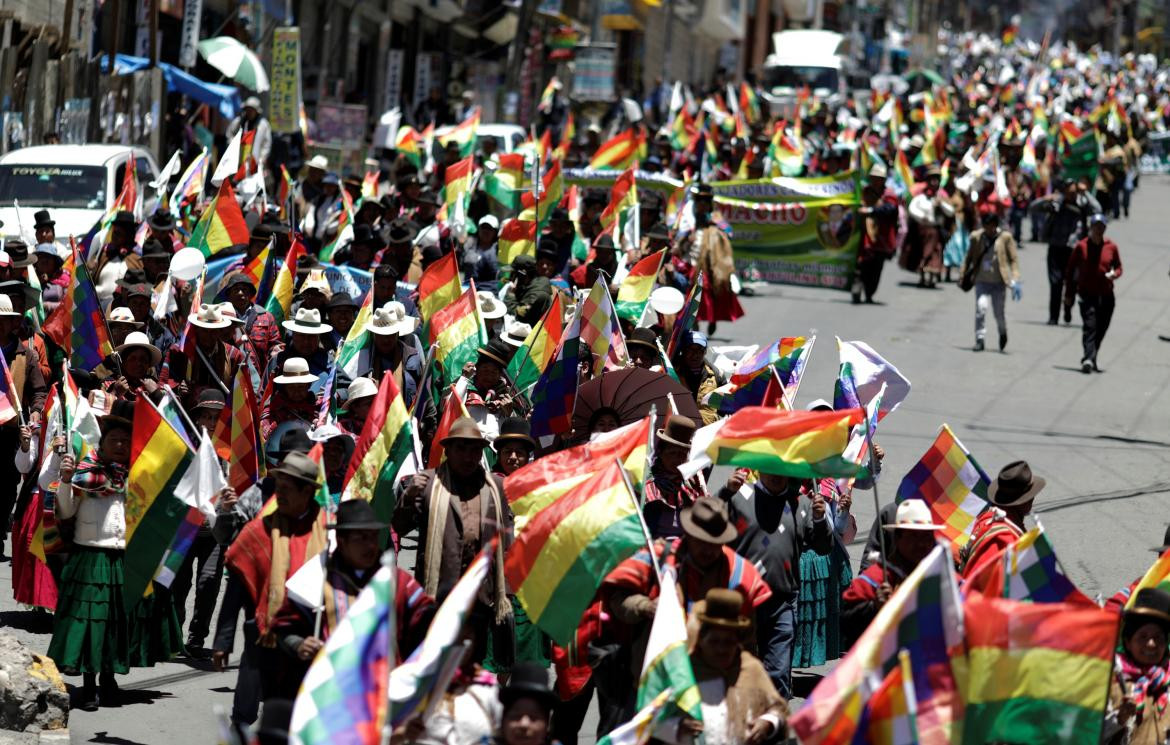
[504,0,541,123]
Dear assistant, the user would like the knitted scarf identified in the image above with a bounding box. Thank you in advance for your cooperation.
[1118,653,1170,716]
[422,465,511,624]
[72,454,127,497]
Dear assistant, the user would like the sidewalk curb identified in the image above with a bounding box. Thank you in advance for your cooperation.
[37,731,70,744]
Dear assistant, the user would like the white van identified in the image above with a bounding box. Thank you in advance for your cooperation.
[760,30,849,119]
[0,145,159,241]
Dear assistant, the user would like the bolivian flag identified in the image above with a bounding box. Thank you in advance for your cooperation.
[125,397,196,607]
[598,167,637,234]
[519,160,564,224]
[264,238,307,327]
[498,218,537,266]
[615,250,664,322]
[429,285,487,386]
[188,178,250,258]
[505,459,646,645]
[342,372,415,525]
[707,406,863,478]
[507,293,564,393]
[444,156,475,210]
[417,250,461,323]
[589,129,640,170]
[440,106,480,157]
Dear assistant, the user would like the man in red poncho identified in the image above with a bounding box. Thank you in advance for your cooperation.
[959,460,1045,579]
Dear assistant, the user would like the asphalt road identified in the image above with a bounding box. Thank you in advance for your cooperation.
[3,176,1170,744]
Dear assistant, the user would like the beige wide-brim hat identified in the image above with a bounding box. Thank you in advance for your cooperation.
[499,319,532,347]
[282,307,334,335]
[115,331,162,367]
[188,303,231,329]
[365,301,417,336]
[477,291,507,320]
[882,499,946,532]
[273,357,319,385]
[343,376,379,411]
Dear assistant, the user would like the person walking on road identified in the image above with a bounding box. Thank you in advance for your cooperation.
[1030,179,1098,325]
[960,205,1020,352]
[1065,213,1122,373]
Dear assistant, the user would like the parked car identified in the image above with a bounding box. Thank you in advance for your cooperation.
[0,144,160,242]
[431,123,526,159]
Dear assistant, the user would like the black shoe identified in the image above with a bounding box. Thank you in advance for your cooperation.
[974,340,985,352]
[706,322,716,336]
[1064,307,1072,324]
[999,332,1007,351]
[1081,359,1093,374]
[1046,319,1058,326]
[851,293,861,305]
[184,642,209,659]
[76,675,98,712]
[98,673,120,707]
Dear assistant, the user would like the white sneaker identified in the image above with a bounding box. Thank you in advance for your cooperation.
[1081,359,1092,374]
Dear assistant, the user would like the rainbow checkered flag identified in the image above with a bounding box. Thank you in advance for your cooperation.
[579,276,629,376]
[895,424,991,548]
[290,555,397,745]
[1002,526,1093,605]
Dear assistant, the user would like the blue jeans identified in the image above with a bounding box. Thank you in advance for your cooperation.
[756,593,797,698]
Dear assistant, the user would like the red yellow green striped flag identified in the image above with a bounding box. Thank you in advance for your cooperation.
[893,149,916,203]
[188,178,250,258]
[962,593,1116,745]
[520,159,564,224]
[396,126,423,168]
[426,382,472,470]
[707,406,864,478]
[444,156,475,210]
[439,106,480,157]
[483,153,527,208]
[342,371,415,524]
[505,459,647,645]
[417,250,462,323]
[429,285,487,386]
[505,416,650,533]
[589,129,640,171]
[598,167,637,234]
[264,238,306,327]
[1124,547,1170,609]
[125,397,196,606]
[242,237,271,288]
[507,293,564,393]
[499,218,537,267]
[615,250,664,322]
[554,112,575,160]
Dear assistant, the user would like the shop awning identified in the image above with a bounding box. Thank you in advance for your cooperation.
[101,54,243,119]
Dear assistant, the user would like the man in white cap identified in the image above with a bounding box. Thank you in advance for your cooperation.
[227,96,272,180]
[841,499,943,647]
[461,215,501,293]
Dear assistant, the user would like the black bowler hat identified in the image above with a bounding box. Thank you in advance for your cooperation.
[147,209,176,232]
[495,417,536,452]
[352,223,382,247]
[499,662,558,710]
[334,499,387,531]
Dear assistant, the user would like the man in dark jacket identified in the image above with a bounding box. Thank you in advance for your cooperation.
[504,254,553,325]
[1030,179,1101,325]
[1065,213,1123,373]
[719,469,831,697]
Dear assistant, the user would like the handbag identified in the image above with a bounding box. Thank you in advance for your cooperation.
[959,235,987,292]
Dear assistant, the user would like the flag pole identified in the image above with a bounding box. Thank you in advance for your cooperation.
[863,406,888,578]
[312,546,328,639]
[618,459,661,580]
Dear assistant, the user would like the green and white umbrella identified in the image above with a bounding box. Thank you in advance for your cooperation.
[197,36,269,92]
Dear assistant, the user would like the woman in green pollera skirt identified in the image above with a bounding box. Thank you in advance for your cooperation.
[47,410,182,710]
[792,477,856,669]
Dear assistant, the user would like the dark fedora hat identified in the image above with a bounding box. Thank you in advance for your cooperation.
[645,222,672,242]
[147,209,176,232]
[495,417,536,451]
[626,327,660,353]
[192,388,226,411]
[499,662,557,710]
[352,223,382,247]
[696,588,751,630]
[657,414,696,449]
[592,233,616,252]
[415,189,441,207]
[222,271,257,295]
[987,460,1046,507]
[1127,588,1170,627]
[386,217,419,244]
[111,210,137,228]
[441,417,488,448]
[141,238,172,259]
[334,499,387,531]
[536,238,560,262]
[32,209,54,229]
[327,292,359,310]
[680,496,738,545]
[0,279,40,308]
[477,338,514,369]
[270,451,322,486]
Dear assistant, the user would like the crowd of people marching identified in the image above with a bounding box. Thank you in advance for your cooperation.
[1,31,1169,745]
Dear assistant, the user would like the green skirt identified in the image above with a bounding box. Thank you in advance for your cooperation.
[793,542,854,669]
[48,547,182,675]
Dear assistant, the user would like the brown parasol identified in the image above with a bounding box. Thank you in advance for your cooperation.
[572,366,701,434]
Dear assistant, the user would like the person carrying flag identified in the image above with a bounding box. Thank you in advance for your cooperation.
[0,294,46,559]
